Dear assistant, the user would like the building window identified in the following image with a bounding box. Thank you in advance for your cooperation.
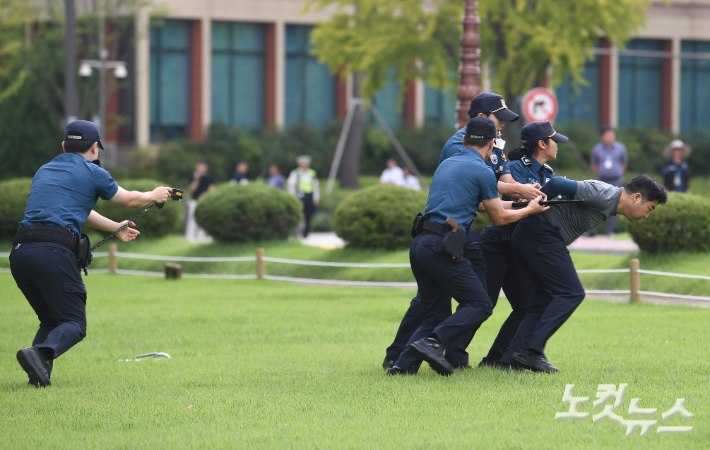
[681,41,710,137]
[618,39,664,129]
[424,84,457,128]
[285,25,335,128]
[555,56,600,127]
[212,22,266,129]
[369,70,404,130]
[150,19,191,142]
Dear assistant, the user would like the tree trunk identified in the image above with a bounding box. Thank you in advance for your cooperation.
[339,74,364,189]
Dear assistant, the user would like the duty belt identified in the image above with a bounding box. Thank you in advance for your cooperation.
[12,224,78,251]
[421,220,449,236]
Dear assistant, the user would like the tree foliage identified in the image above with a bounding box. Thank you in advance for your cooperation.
[305,0,652,103]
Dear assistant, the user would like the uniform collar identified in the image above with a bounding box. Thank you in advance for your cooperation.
[459,146,486,162]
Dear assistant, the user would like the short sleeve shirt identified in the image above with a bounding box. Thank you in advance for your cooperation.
[20,153,119,234]
[439,126,511,179]
[590,142,628,179]
[424,148,499,229]
[539,180,622,245]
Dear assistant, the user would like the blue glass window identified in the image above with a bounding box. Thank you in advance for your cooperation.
[150,20,191,142]
[618,39,664,129]
[285,25,335,128]
[424,84,457,128]
[212,22,266,129]
[555,56,600,127]
[681,41,710,137]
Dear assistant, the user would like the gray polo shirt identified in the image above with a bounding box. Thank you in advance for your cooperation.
[539,180,622,245]
[591,141,628,179]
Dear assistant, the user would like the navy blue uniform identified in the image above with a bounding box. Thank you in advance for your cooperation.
[468,156,555,363]
[10,153,118,374]
[392,147,498,372]
[440,126,510,180]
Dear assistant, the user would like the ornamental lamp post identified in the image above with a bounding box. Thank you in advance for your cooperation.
[456,0,482,128]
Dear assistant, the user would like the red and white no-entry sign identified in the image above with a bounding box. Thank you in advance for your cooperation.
[522,88,558,122]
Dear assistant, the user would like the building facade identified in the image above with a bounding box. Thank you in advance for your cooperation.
[103,0,710,149]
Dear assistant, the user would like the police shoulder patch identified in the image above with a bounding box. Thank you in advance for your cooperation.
[521,156,532,166]
[490,153,498,165]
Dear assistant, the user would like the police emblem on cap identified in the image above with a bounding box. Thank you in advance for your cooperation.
[490,154,498,165]
[501,99,507,108]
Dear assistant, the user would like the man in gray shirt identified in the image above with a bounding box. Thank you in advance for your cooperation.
[589,126,629,235]
[497,175,667,373]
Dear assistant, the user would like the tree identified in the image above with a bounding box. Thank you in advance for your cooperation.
[0,0,31,105]
[305,0,652,105]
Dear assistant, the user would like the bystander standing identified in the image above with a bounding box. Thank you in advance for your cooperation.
[662,139,691,193]
[267,164,285,190]
[379,158,405,186]
[230,161,249,185]
[288,156,320,238]
[589,126,628,236]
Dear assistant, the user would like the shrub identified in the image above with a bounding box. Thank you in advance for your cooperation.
[0,178,33,240]
[626,192,710,253]
[89,179,182,238]
[194,183,303,242]
[333,185,428,250]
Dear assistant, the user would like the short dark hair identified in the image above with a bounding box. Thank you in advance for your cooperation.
[624,175,668,204]
[63,139,95,154]
[600,125,614,135]
[464,136,494,148]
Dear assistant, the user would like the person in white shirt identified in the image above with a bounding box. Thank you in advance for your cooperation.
[402,167,421,191]
[380,158,405,186]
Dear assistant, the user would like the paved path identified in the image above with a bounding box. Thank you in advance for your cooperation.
[300,232,640,255]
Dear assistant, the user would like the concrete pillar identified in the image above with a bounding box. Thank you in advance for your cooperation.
[202,17,212,133]
[135,8,150,147]
[671,37,682,134]
[415,78,425,128]
[275,21,286,127]
[609,47,619,129]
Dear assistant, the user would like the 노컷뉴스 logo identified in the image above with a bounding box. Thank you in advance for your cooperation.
[555,384,694,436]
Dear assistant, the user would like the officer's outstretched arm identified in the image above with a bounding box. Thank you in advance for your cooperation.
[482,196,549,226]
[109,186,173,209]
[86,210,140,242]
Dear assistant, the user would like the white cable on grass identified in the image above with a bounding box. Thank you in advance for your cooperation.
[262,256,409,268]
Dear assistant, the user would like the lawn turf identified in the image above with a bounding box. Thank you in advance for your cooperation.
[1,274,708,449]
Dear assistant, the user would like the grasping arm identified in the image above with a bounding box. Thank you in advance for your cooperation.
[481,196,548,226]
[109,186,172,209]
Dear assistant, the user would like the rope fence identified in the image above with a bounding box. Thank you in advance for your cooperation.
[3,245,710,302]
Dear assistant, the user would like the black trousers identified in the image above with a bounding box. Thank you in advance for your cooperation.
[385,228,487,367]
[392,232,493,372]
[476,223,530,362]
[301,193,314,238]
[10,242,87,372]
[500,217,586,364]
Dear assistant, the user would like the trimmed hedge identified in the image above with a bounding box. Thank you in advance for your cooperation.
[333,185,428,250]
[89,179,182,238]
[627,192,710,253]
[195,183,303,242]
[0,178,33,240]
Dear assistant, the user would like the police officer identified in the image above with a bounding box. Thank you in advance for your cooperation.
[10,120,173,387]
[383,93,544,370]
[470,121,566,370]
[500,175,667,372]
[388,117,547,376]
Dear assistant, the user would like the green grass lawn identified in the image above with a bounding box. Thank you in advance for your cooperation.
[0,275,708,448]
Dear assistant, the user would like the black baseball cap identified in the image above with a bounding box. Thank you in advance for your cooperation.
[521,121,568,145]
[465,117,497,142]
[64,120,104,149]
[468,92,519,122]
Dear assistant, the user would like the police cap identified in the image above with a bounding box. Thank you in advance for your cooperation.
[64,120,104,149]
[465,117,497,142]
[468,92,519,122]
[521,121,568,145]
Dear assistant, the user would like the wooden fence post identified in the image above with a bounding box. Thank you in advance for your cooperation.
[629,258,640,303]
[108,244,118,274]
[256,248,265,280]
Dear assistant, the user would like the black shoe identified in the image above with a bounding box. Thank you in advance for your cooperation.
[409,338,453,376]
[382,357,395,370]
[17,347,51,387]
[387,366,408,376]
[511,349,558,373]
[478,357,496,368]
[453,363,473,370]
[493,360,528,372]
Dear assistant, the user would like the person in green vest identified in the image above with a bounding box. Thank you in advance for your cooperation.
[287,155,320,238]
